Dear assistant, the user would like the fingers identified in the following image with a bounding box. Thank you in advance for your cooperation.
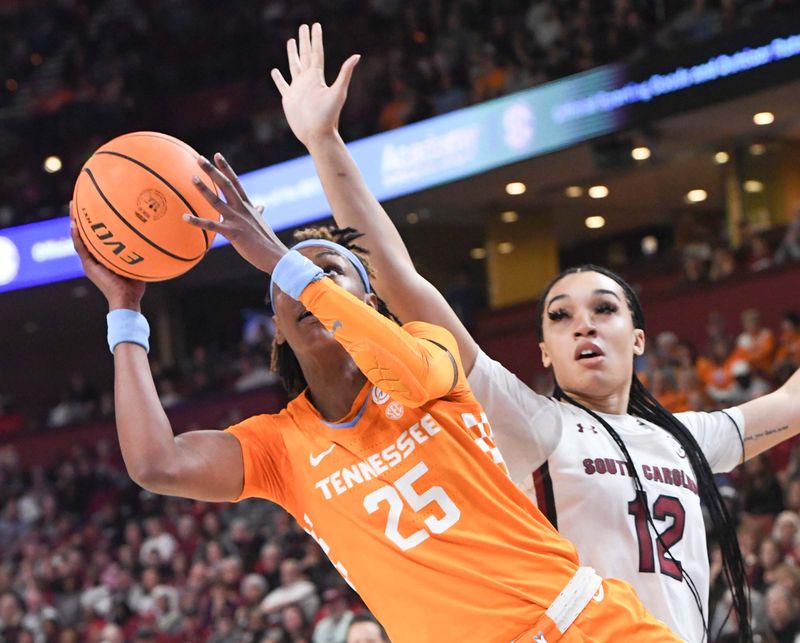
[213,153,252,205]
[333,54,361,94]
[310,22,324,69]
[195,156,242,210]
[271,68,290,96]
[69,203,98,267]
[298,23,311,69]
[182,213,226,234]
[287,37,301,79]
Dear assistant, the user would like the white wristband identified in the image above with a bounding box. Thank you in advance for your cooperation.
[107,309,150,354]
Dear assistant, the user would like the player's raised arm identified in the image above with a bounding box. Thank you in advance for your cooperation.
[270,23,481,373]
[70,206,244,502]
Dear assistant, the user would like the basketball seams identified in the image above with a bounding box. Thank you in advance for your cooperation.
[94,150,212,252]
[82,167,203,263]
[74,191,172,281]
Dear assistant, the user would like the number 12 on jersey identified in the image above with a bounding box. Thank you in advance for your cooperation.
[628,491,686,580]
[364,461,461,551]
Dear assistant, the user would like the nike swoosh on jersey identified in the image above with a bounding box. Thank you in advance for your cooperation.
[310,444,336,467]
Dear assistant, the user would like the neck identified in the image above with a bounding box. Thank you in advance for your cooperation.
[562,387,630,415]
[296,344,367,422]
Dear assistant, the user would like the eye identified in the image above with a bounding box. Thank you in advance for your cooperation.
[324,263,345,275]
[596,301,618,314]
[547,308,570,321]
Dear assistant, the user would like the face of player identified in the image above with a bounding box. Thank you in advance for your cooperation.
[347,621,386,643]
[272,246,378,352]
[539,271,645,404]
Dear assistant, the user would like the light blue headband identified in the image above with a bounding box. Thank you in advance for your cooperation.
[269,239,372,313]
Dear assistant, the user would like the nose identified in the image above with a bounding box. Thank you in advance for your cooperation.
[573,310,597,338]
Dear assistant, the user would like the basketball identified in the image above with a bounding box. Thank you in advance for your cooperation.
[72,132,221,281]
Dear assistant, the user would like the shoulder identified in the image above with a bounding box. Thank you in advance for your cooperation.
[224,409,293,449]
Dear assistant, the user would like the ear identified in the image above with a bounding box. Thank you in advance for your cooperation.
[633,329,646,356]
[364,292,380,312]
[273,315,286,345]
[539,342,552,368]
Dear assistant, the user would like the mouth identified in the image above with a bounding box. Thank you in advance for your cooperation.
[297,309,318,325]
[574,342,605,364]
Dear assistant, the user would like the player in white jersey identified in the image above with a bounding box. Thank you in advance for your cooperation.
[269,24,800,642]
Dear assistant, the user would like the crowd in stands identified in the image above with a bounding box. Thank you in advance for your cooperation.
[678,211,800,287]
[1,0,797,229]
[0,438,392,643]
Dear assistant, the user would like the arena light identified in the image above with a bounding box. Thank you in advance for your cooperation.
[685,189,708,203]
[406,212,419,224]
[565,185,583,198]
[585,215,606,229]
[505,182,526,195]
[43,156,62,173]
[5,79,17,92]
[753,112,774,125]
[588,185,609,199]
[749,143,766,156]
[714,151,730,164]
[500,210,518,223]
[30,53,43,66]
[631,146,651,161]
[743,180,764,193]
[497,241,515,254]
[641,235,659,256]
[470,247,487,260]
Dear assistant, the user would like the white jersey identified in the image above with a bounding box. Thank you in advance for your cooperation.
[468,349,745,643]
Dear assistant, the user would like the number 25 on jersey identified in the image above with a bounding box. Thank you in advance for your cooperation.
[364,462,461,551]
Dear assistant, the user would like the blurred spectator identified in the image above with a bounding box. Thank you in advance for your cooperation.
[743,455,785,517]
[774,210,800,265]
[281,603,312,642]
[726,360,771,406]
[261,559,319,621]
[697,337,738,404]
[734,308,776,374]
[313,587,354,643]
[346,613,388,643]
[708,245,736,282]
[773,311,800,383]
[764,584,800,642]
[47,373,99,428]
[234,355,280,393]
[139,516,178,567]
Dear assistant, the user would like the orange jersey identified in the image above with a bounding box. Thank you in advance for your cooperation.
[227,277,582,642]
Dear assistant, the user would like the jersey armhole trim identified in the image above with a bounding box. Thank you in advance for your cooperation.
[719,409,745,466]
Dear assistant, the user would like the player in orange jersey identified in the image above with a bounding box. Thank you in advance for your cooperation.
[69,157,677,641]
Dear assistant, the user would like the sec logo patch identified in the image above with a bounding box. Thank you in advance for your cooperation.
[385,401,404,420]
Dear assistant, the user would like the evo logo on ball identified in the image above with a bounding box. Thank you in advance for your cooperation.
[89,222,144,265]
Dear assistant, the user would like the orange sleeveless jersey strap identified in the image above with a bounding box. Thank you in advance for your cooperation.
[299,279,465,407]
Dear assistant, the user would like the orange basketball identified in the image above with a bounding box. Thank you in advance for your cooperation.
[72,131,221,281]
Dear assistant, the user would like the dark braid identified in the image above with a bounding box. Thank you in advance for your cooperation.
[268,226,398,400]
[536,264,751,643]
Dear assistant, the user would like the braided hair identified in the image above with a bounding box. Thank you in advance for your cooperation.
[535,264,751,643]
[268,226,398,399]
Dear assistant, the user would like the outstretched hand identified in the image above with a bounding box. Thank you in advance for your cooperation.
[184,154,288,274]
[271,23,360,148]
